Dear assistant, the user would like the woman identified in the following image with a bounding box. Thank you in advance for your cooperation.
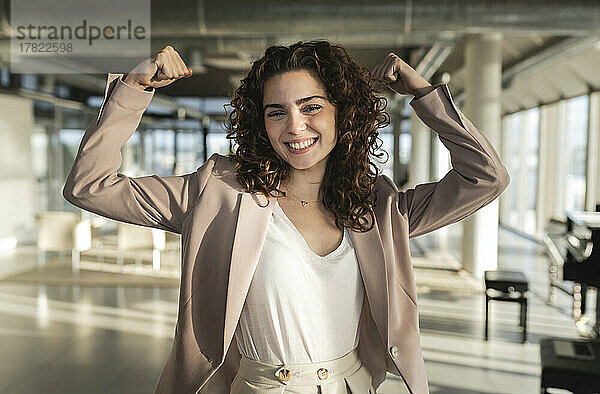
[64,41,510,394]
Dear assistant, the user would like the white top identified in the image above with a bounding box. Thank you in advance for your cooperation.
[234,199,365,365]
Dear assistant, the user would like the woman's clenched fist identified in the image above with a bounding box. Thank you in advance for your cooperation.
[372,53,432,97]
[123,45,192,91]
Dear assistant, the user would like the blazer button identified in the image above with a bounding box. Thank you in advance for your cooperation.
[390,345,400,360]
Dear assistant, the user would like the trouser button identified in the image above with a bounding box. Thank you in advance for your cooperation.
[317,368,328,380]
[276,368,290,382]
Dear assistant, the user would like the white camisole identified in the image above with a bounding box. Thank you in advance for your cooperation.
[234,199,365,365]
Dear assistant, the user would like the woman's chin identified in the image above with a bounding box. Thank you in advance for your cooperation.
[285,156,330,172]
[287,161,314,171]
[280,155,314,170]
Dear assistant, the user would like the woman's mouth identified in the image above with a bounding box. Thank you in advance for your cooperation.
[284,137,318,153]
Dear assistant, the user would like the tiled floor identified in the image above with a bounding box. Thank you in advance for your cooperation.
[0,224,594,394]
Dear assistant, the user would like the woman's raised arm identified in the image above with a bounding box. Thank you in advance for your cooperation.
[62,46,214,234]
[373,53,511,238]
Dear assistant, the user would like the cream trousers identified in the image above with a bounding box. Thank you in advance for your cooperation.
[230,347,376,394]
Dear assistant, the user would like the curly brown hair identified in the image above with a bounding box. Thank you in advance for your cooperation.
[224,40,390,232]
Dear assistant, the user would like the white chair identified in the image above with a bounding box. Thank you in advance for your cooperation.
[35,211,92,272]
[116,222,166,271]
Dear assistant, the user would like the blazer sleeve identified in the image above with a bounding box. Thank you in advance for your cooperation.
[398,84,511,239]
[62,73,217,234]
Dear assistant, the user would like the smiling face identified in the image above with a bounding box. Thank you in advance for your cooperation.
[262,69,337,171]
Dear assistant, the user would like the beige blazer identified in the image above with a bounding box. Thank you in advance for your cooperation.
[63,73,510,394]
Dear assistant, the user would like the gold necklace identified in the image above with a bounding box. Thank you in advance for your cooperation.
[282,188,321,207]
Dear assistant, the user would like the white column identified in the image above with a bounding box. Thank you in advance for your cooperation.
[461,33,503,279]
[553,101,568,219]
[392,106,404,186]
[0,93,35,245]
[122,143,136,175]
[586,91,600,211]
[537,101,568,234]
[408,111,430,189]
[432,133,451,250]
[535,105,554,238]
[537,104,555,235]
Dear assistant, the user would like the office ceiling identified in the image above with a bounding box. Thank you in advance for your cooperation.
[0,0,599,115]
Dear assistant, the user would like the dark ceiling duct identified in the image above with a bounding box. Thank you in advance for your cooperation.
[1,0,598,53]
[152,0,600,37]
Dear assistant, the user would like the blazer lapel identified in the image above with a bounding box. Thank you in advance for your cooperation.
[222,191,275,359]
[348,218,389,348]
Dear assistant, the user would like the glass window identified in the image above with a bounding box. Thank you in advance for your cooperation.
[564,95,588,213]
[522,108,539,234]
[21,74,37,90]
[502,113,521,229]
[207,132,231,157]
[144,129,175,176]
[374,126,394,180]
[501,106,541,236]
[206,119,232,157]
[60,128,85,180]
[398,132,411,165]
[56,84,71,98]
[175,131,204,175]
[121,133,141,176]
[0,68,9,86]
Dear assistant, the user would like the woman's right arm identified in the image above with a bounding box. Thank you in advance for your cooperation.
[62,46,214,235]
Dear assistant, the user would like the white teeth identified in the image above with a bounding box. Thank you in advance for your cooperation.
[288,138,316,150]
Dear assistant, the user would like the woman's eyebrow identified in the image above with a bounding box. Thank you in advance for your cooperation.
[263,95,327,111]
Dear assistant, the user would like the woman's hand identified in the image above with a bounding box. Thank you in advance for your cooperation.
[372,53,433,97]
[123,45,192,91]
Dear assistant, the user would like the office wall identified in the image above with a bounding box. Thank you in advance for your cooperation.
[0,93,35,244]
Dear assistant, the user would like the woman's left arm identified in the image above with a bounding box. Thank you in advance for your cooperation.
[373,53,511,238]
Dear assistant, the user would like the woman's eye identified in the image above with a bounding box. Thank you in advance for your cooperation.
[304,105,322,113]
[266,105,321,118]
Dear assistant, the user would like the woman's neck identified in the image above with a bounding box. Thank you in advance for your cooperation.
[281,164,326,201]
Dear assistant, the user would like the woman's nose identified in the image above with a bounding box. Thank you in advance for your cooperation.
[288,112,307,133]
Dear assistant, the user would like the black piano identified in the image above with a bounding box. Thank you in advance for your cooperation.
[544,209,600,338]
